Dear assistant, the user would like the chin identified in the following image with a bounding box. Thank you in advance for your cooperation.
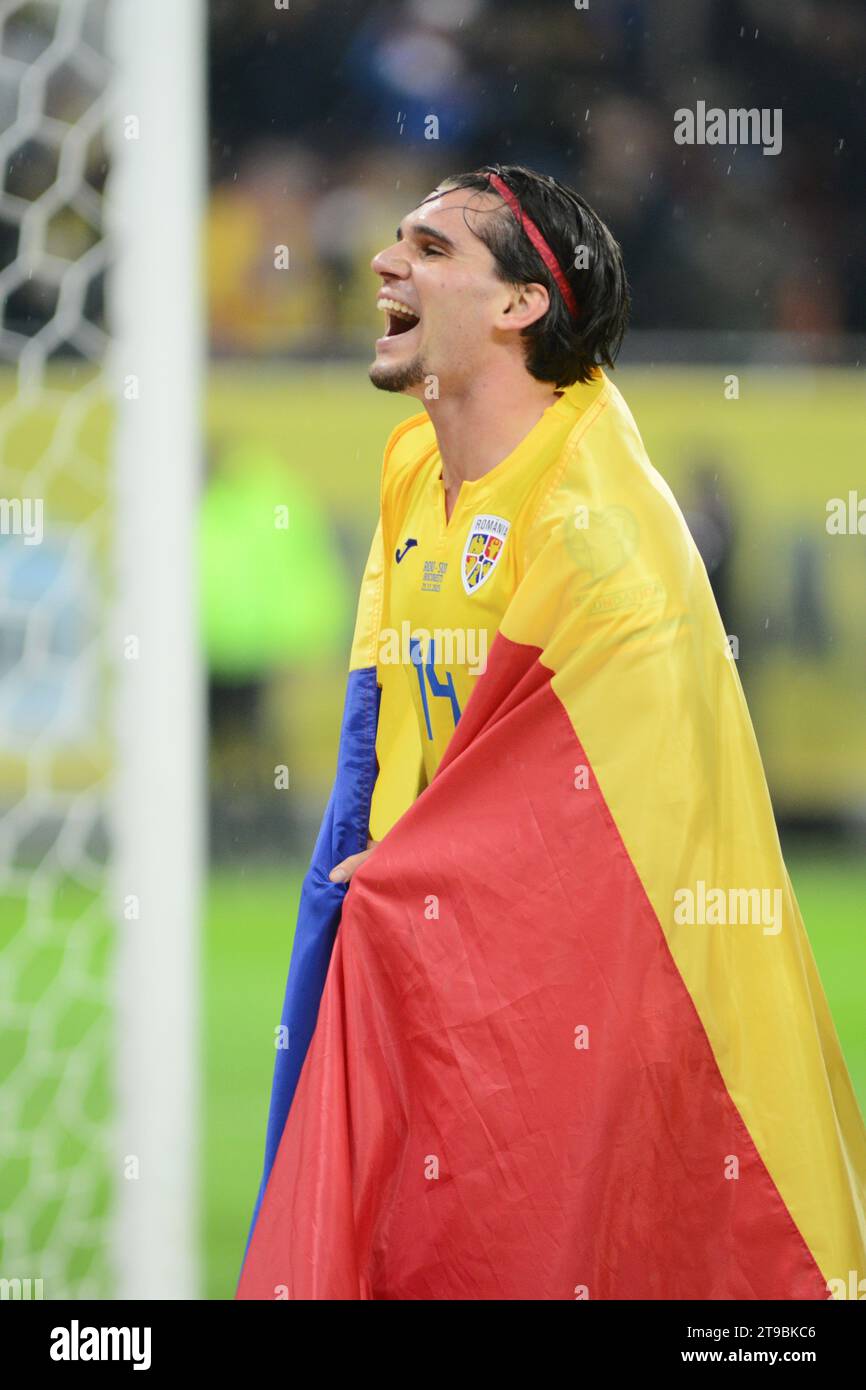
[368,351,427,394]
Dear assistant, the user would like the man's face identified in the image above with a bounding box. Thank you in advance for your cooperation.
[369,186,509,396]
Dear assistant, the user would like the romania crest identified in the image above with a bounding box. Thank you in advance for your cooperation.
[461,513,511,595]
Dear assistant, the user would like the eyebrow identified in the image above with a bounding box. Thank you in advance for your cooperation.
[396,221,458,251]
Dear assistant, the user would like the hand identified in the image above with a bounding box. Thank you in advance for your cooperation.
[329,837,378,884]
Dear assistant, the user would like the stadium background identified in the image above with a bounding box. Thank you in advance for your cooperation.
[1,0,864,1299]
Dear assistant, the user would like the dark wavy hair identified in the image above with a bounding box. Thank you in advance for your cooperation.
[439,164,630,388]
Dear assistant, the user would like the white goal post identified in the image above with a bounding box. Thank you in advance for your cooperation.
[106,0,205,1300]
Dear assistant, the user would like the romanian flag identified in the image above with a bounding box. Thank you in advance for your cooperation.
[238,384,866,1300]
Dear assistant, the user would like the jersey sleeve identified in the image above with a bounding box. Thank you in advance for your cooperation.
[357,421,428,841]
[348,515,385,675]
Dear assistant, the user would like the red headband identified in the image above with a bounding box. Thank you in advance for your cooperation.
[486,172,580,320]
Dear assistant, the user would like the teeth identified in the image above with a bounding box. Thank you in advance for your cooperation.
[378,296,419,322]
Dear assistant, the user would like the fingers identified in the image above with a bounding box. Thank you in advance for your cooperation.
[329,838,379,884]
[328,848,371,884]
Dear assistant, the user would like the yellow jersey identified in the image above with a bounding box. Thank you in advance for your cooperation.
[360,370,609,839]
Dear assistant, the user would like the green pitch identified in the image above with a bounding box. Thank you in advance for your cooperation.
[204,852,866,1300]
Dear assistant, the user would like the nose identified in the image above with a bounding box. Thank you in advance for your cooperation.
[371,242,410,280]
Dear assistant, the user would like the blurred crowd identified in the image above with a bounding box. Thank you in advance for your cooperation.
[2,0,864,354]
[207,0,866,355]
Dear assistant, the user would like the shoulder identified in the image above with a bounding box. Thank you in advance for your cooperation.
[520,373,697,588]
[382,409,436,472]
[379,408,437,519]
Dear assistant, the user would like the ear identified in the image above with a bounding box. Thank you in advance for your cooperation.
[495,281,551,333]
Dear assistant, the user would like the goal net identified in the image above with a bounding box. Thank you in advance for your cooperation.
[0,0,203,1300]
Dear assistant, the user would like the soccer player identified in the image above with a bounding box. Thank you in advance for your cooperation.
[330,165,628,879]
[239,164,866,1301]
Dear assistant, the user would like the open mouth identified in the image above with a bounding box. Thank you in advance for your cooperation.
[378,296,421,338]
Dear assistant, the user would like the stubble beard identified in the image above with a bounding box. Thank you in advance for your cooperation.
[368,351,427,394]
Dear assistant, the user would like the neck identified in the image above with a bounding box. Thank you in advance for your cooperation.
[420,361,561,495]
